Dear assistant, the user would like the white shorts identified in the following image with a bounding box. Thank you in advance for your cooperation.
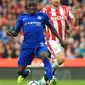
[46,40,64,55]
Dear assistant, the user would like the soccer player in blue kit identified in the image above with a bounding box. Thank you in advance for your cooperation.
[6,0,67,85]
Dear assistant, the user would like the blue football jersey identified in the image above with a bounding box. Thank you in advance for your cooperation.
[14,11,52,48]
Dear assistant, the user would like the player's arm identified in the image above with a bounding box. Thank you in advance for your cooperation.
[6,16,22,37]
[66,29,71,36]
[65,8,80,36]
[65,23,71,36]
[6,30,19,37]
[67,8,80,27]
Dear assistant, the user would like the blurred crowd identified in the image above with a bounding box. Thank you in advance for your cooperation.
[0,0,85,58]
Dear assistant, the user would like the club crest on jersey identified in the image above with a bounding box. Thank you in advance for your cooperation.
[24,23,28,26]
[38,16,42,20]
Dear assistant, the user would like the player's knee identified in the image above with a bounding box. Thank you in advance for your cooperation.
[58,56,65,65]
[55,52,65,65]
[40,51,49,60]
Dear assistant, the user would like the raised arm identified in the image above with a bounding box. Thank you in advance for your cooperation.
[67,8,80,27]
[65,8,80,36]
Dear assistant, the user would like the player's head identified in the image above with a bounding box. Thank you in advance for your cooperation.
[27,0,38,14]
[49,0,60,7]
[37,0,45,11]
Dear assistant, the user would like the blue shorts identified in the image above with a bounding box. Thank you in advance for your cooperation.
[18,43,49,66]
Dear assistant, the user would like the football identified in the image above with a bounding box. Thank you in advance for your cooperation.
[27,80,39,85]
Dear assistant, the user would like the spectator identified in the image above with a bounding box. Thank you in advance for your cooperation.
[0,0,85,58]
[78,43,85,58]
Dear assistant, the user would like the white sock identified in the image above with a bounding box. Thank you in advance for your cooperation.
[52,58,59,69]
[41,77,46,84]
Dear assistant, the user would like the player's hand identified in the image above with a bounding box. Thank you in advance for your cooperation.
[66,30,71,36]
[6,30,12,36]
[60,40,69,50]
[72,9,81,19]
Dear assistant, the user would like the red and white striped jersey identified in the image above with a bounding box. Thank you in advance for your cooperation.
[42,5,74,42]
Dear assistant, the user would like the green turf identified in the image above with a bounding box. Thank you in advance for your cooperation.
[0,80,85,85]
[0,80,28,85]
[58,80,85,85]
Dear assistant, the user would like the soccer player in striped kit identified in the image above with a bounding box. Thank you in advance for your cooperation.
[38,0,80,85]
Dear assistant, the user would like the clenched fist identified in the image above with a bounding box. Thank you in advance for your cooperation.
[6,30,12,36]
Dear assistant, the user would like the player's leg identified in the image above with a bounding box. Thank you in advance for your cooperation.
[47,41,64,75]
[17,48,34,84]
[52,42,65,74]
[39,54,64,85]
[35,44,57,85]
[17,66,31,84]
[43,52,64,78]
[39,41,64,85]
[36,46,53,81]
[49,40,64,67]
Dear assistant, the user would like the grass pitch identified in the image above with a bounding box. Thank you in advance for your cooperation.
[0,80,85,85]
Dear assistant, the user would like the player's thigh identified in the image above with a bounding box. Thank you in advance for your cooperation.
[54,43,65,61]
[18,48,34,66]
[47,40,64,58]
[35,44,49,59]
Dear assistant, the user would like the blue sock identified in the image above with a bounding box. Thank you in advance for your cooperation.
[43,58,53,81]
[22,69,29,78]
